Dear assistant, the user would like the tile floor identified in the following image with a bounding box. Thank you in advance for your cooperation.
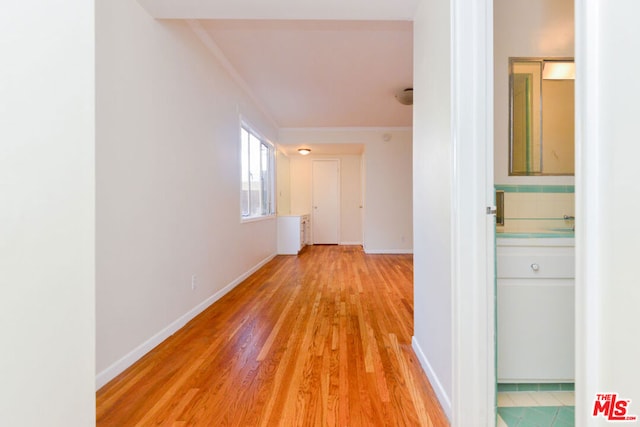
[497,391,575,427]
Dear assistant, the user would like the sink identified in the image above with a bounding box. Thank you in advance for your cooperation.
[496,226,575,238]
[547,227,574,233]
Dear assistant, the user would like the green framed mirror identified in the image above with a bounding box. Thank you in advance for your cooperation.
[509,58,575,176]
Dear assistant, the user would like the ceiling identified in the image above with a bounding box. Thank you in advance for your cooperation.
[138,0,419,21]
[196,20,413,129]
[138,0,416,152]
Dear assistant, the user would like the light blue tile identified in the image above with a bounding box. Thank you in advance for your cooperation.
[527,406,558,424]
[518,419,543,427]
[499,383,519,392]
[539,383,563,391]
[498,406,573,427]
[497,232,575,238]
[495,185,518,192]
[517,383,540,392]
[497,408,523,426]
[495,185,575,194]
[554,406,575,425]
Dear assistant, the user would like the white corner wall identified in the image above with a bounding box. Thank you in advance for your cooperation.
[276,150,291,215]
[412,0,453,418]
[0,2,95,425]
[96,0,278,387]
[494,0,574,185]
[363,131,413,253]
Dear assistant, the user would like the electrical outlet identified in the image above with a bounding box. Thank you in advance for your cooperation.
[191,274,197,290]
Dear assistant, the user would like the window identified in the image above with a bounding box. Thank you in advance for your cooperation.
[240,124,275,219]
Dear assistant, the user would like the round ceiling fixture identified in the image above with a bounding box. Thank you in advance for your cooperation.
[298,148,311,155]
[395,88,413,106]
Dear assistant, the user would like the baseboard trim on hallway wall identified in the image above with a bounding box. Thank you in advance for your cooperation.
[339,241,363,246]
[412,336,452,421]
[95,252,277,391]
[363,248,413,254]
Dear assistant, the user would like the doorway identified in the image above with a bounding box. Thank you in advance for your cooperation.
[493,2,577,426]
[312,159,340,244]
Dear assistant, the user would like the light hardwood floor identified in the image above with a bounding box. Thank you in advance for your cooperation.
[97,245,449,426]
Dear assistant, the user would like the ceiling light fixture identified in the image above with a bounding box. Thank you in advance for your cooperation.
[542,61,575,80]
[395,88,413,105]
[298,148,311,155]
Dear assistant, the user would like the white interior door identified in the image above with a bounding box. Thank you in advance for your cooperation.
[312,160,339,244]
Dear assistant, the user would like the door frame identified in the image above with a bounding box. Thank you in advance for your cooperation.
[450,0,496,425]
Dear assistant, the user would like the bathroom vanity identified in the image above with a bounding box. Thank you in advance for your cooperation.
[497,236,575,383]
[496,54,576,384]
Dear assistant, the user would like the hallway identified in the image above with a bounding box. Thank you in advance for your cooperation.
[97,246,448,426]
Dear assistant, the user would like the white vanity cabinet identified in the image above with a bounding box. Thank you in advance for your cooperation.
[277,214,310,255]
[497,238,575,383]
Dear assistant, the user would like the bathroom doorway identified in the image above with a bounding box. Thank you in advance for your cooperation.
[493,1,576,425]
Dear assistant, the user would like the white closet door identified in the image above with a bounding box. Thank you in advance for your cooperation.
[312,160,339,244]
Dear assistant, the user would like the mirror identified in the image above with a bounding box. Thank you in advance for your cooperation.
[509,58,575,175]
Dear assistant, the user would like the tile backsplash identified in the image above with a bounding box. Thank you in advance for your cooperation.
[496,185,575,235]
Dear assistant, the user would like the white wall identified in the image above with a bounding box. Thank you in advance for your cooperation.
[363,132,413,253]
[0,2,95,425]
[288,155,313,216]
[276,150,291,215]
[494,0,574,185]
[576,0,640,424]
[280,128,413,252]
[412,0,453,418]
[96,0,278,386]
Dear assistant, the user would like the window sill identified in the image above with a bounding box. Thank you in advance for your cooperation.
[241,214,276,224]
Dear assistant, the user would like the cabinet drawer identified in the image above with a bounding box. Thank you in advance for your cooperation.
[497,248,574,279]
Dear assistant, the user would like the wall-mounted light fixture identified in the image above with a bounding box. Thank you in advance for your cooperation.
[542,61,575,80]
[298,148,311,155]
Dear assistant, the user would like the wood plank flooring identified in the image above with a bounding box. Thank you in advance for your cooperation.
[96,245,449,426]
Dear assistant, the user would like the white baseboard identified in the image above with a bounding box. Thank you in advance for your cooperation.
[339,241,363,246]
[412,336,452,421]
[95,253,277,390]
[363,248,413,254]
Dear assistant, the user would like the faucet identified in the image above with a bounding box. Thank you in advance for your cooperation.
[563,215,575,231]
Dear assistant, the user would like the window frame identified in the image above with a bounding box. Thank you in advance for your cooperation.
[240,121,275,222]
